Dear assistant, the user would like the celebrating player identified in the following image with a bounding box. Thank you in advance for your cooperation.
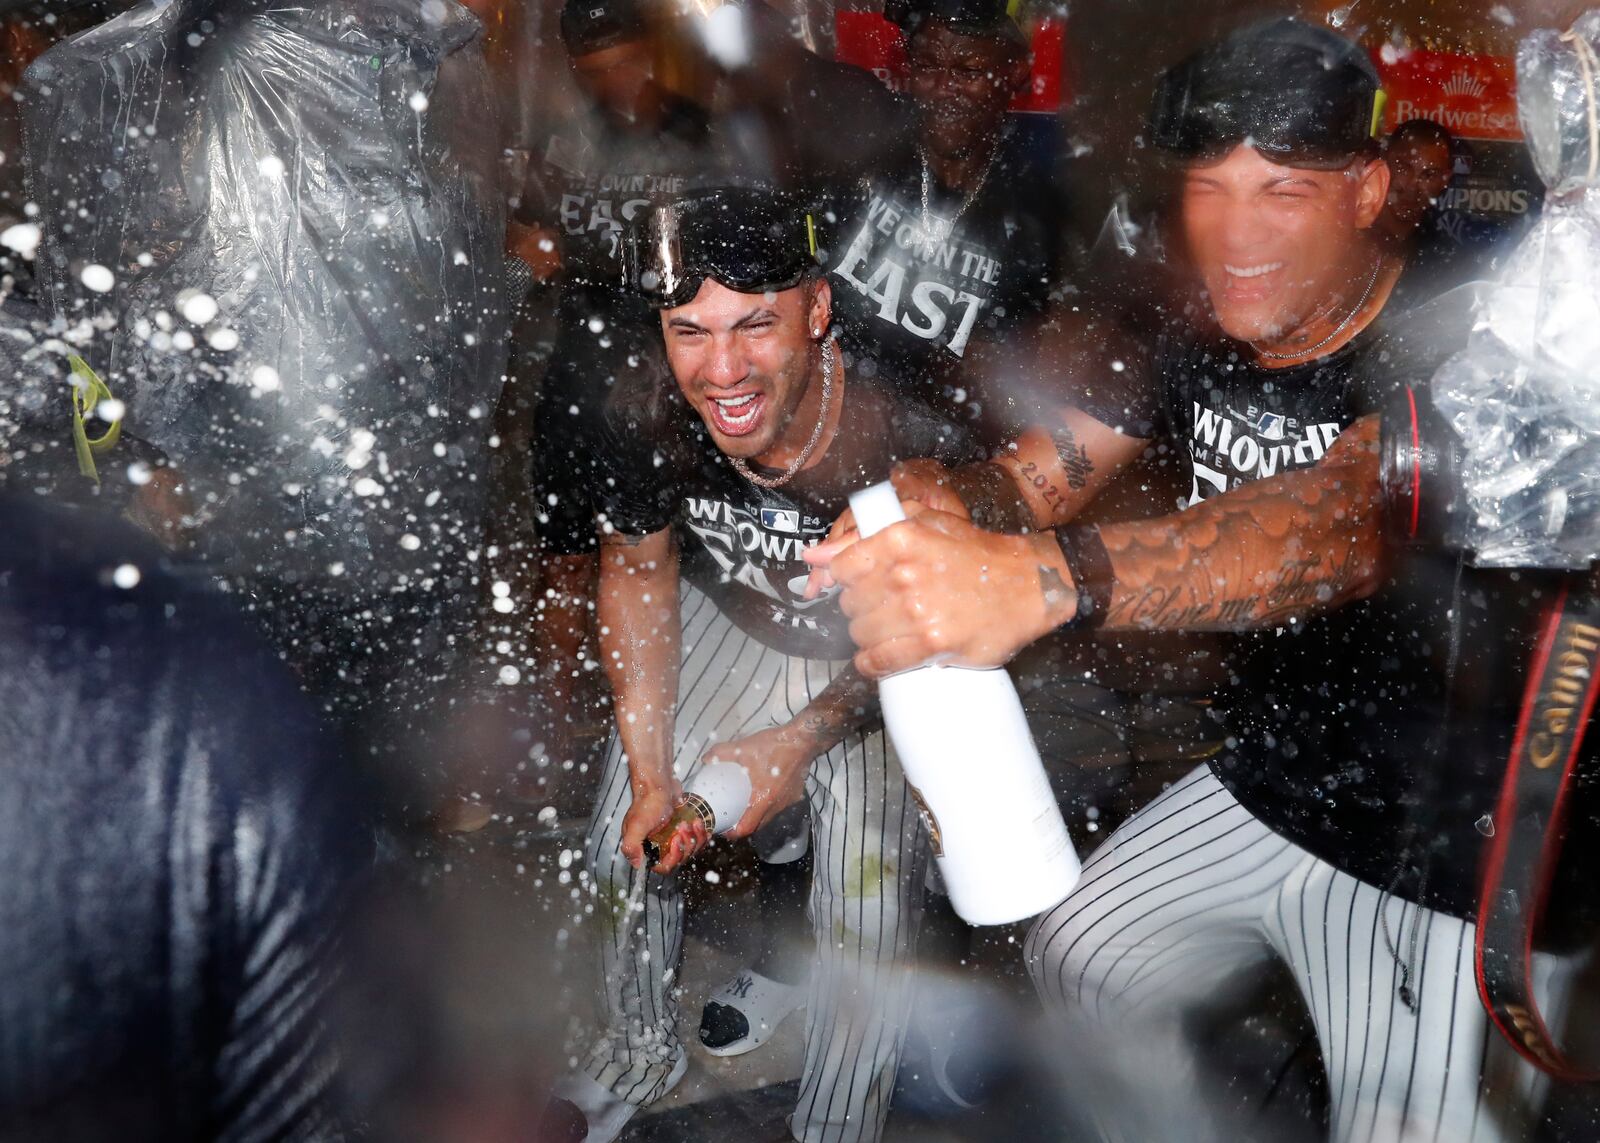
[548,186,974,1143]
[807,19,1579,1141]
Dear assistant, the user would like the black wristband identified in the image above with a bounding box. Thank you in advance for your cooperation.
[1055,525,1113,630]
[947,462,1034,533]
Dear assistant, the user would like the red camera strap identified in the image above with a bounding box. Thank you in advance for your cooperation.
[1476,584,1600,1081]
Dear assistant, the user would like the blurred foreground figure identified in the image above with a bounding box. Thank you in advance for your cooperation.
[549,187,973,1143]
[0,498,362,1142]
[811,18,1590,1141]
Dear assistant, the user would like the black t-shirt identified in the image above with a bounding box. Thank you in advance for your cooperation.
[525,108,714,555]
[1147,289,1537,919]
[598,380,978,660]
[519,104,710,290]
[823,133,1058,422]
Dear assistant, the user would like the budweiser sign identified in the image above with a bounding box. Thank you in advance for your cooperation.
[1376,48,1521,141]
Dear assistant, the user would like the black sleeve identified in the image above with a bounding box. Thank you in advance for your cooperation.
[531,351,604,556]
[590,374,688,540]
[1350,284,1478,416]
[885,396,986,469]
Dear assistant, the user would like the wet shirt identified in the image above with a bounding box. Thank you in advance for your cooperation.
[520,104,709,290]
[0,500,361,1141]
[598,381,977,660]
[1148,293,1517,919]
[524,107,714,555]
[823,136,1057,416]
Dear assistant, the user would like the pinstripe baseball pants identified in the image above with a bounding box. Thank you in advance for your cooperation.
[1025,765,1577,1143]
[579,583,930,1143]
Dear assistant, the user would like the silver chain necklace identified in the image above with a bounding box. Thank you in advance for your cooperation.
[1251,258,1384,362]
[917,147,996,246]
[729,340,836,490]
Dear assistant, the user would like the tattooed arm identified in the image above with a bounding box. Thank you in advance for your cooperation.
[802,306,1156,598]
[817,416,1386,677]
[703,665,879,838]
[1094,415,1384,630]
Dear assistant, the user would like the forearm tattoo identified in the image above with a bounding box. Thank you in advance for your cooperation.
[795,665,880,744]
[1097,432,1384,633]
[1037,562,1078,628]
[948,461,1035,533]
[1050,425,1096,491]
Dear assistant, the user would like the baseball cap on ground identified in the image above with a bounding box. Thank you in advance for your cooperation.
[1150,17,1385,170]
[560,0,648,57]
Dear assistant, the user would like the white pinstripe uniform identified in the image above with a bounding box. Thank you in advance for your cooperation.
[1025,765,1579,1143]
[579,581,930,1143]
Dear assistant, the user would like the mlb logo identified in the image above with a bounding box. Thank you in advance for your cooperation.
[761,507,800,534]
[1253,411,1286,441]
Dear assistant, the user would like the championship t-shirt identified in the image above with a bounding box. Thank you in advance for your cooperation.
[1147,288,1533,919]
[822,132,1059,422]
[596,380,978,661]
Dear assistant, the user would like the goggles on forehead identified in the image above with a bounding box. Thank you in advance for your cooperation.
[621,187,820,309]
[1149,22,1386,171]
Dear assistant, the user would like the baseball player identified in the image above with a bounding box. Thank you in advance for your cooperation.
[807,20,1586,1142]
[548,185,975,1143]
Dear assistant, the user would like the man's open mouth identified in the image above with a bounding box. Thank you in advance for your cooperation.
[707,392,766,437]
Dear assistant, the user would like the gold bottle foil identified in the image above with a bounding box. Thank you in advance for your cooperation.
[642,792,716,867]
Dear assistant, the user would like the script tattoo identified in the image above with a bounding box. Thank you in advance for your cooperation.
[794,665,879,747]
[1097,417,1386,633]
[1050,425,1096,491]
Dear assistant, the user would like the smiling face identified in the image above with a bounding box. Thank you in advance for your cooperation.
[661,277,832,462]
[906,23,1028,162]
[1180,144,1390,343]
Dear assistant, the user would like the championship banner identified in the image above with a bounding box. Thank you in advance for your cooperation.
[1373,46,1541,246]
[834,8,1069,113]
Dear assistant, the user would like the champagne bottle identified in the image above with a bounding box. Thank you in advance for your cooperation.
[848,482,1081,925]
[641,760,752,868]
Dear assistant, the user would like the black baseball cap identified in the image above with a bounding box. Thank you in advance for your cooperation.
[1150,18,1385,169]
[560,0,648,57]
[621,186,819,309]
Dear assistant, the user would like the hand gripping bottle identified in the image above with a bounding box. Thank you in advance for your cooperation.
[641,761,753,868]
[847,482,1081,925]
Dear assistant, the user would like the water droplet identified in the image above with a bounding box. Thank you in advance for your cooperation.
[80,264,115,293]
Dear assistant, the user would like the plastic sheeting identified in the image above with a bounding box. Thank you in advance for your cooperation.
[1428,13,1600,570]
[22,0,508,592]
